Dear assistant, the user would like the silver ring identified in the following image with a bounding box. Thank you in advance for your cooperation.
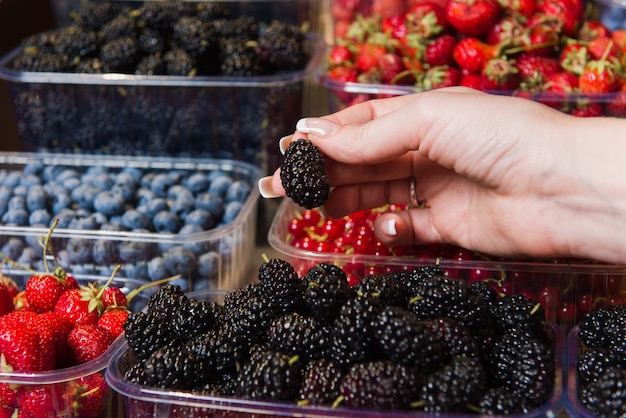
[409,177,419,208]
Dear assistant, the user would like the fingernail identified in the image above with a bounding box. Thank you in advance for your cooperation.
[279,135,292,154]
[381,218,397,236]
[318,206,328,218]
[296,118,339,137]
[258,176,281,199]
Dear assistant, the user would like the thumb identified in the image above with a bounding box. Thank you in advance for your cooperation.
[374,210,442,247]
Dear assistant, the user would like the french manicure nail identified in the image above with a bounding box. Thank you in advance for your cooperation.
[258,176,281,199]
[295,118,339,137]
[382,218,397,236]
[279,135,292,154]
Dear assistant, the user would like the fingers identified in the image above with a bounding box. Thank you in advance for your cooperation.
[374,210,443,247]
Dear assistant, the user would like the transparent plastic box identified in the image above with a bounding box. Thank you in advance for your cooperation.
[268,198,626,330]
[0,152,262,291]
[0,274,152,418]
[0,2,326,175]
[565,326,592,418]
[106,289,565,418]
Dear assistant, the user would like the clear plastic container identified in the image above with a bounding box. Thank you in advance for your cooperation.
[0,274,151,418]
[592,0,626,31]
[565,326,592,418]
[268,198,626,330]
[0,23,325,175]
[0,152,262,291]
[106,289,565,418]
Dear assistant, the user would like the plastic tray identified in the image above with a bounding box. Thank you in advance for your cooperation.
[106,289,565,418]
[0,152,262,291]
[0,23,325,175]
[268,198,626,330]
[0,274,152,418]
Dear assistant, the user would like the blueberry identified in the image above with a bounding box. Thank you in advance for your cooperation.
[208,175,233,198]
[71,183,100,211]
[54,208,77,228]
[153,210,181,233]
[65,238,94,264]
[150,173,175,197]
[2,171,21,188]
[26,186,47,212]
[91,212,108,228]
[2,209,29,226]
[122,262,149,281]
[42,181,65,197]
[0,185,13,202]
[29,209,52,226]
[111,183,136,203]
[167,170,188,183]
[42,165,63,183]
[62,176,82,191]
[136,188,157,206]
[196,251,219,279]
[120,167,143,182]
[147,256,170,281]
[94,191,126,217]
[86,165,109,175]
[222,201,243,224]
[20,173,42,187]
[8,195,26,211]
[25,230,44,251]
[184,172,210,193]
[84,172,114,191]
[170,194,195,219]
[140,172,156,189]
[169,277,190,292]
[17,247,38,267]
[163,246,197,277]
[56,168,80,183]
[51,190,73,214]
[195,193,224,220]
[118,240,152,263]
[115,171,140,188]
[179,224,210,254]
[92,239,119,265]
[121,209,151,230]
[70,264,98,276]
[0,201,7,219]
[100,221,129,232]
[1,238,25,260]
[22,161,44,176]
[144,198,169,218]
[68,215,99,230]
[184,209,215,230]
[12,185,28,197]
[225,180,251,203]
[55,249,71,270]
[166,185,191,201]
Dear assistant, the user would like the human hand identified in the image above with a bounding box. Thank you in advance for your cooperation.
[260,87,626,264]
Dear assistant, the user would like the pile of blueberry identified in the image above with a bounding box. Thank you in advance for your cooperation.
[0,157,259,291]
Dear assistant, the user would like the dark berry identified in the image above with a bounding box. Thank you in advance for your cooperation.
[280,139,330,210]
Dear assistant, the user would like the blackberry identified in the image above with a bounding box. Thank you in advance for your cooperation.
[13,51,71,72]
[185,328,247,375]
[199,372,238,397]
[329,293,384,368]
[137,28,166,55]
[339,360,421,410]
[135,0,192,33]
[172,16,220,74]
[280,139,330,210]
[123,311,178,360]
[214,15,259,40]
[491,294,546,334]
[223,283,279,344]
[486,328,555,409]
[163,47,196,76]
[147,283,188,323]
[72,2,122,31]
[396,265,445,295]
[469,280,500,306]
[99,36,138,73]
[123,360,148,386]
[267,312,329,360]
[355,273,408,307]
[219,38,265,76]
[422,316,481,358]
[298,358,343,405]
[236,349,302,401]
[52,27,99,61]
[421,356,487,413]
[74,58,106,74]
[195,2,232,20]
[135,54,165,75]
[579,304,626,349]
[579,366,626,417]
[142,343,210,390]
[477,387,526,415]
[255,20,307,72]
[171,298,223,339]
[303,263,352,324]
[373,305,447,372]
[578,347,623,387]
[258,258,303,313]
[100,12,138,43]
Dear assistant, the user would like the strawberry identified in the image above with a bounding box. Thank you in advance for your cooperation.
[445,0,502,38]
[571,100,604,117]
[481,57,522,90]
[605,90,626,117]
[405,1,448,38]
[68,324,114,364]
[559,42,590,76]
[425,34,457,66]
[0,382,17,409]
[371,0,405,17]
[587,36,620,61]
[537,0,583,37]
[355,42,389,72]
[486,16,525,45]
[515,53,560,87]
[579,59,621,94]
[459,72,483,88]
[422,65,462,88]
[24,274,67,314]
[0,284,13,317]
[67,372,109,418]
[611,29,626,52]
[518,23,559,56]
[0,406,15,418]
[453,37,499,73]
[16,385,65,418]
[498,0,536,17]
[0,276,18,299]
[577,19,610,42]
[0,320,44,372]
[54,288,100,326]
[97,307,129,339]
[381,14,408,39]
[328,44,353,68]
[539,70,579,109]
[39,311,74,368]
[101,286,127,309]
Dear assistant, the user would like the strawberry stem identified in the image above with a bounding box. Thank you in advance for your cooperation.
[41,218,59,275]
[0,253,37,274]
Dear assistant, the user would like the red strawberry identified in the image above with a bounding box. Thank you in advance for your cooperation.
[25,274,67,314]
[0,383,17,409]
[559,42,590,76]
[422,65,462,89]
[459,72,483,88]
[605,90,626,117]
[68,324,114,364]
[355,42,389,72]
[0,284,13,317]
[481,57,522,90]
[0,406,15,418]
[328,44,353,67]
[486,16,525,45]
[54,288,100,326]
[571,101,604,117]
[405,1,448,38]
[101,286,127,309]
[381,14,408,39]
[539,70,579,109]
[498,0,536,17]
[39,311,74,368]
[0,276,18,299]
[372,0,405,16]
[0,311,55,371]
[445,0,502,38]
[515,53,560,87]
[611,29,626,51]
[453,37,499,73]
[579,59,621,94]
[67,372,109,418]
[425,34,457,66]
[587,36,620,61]
[16,385,66,418]
[537,0,583,37]
[97,307,129,339]
[577,19,610,42]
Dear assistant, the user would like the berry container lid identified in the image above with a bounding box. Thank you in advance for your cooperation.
[105,288,565,418]
[0,14,326,174]
[267,198,626,331]
[0,274,153,418]
[0,152,262,291]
